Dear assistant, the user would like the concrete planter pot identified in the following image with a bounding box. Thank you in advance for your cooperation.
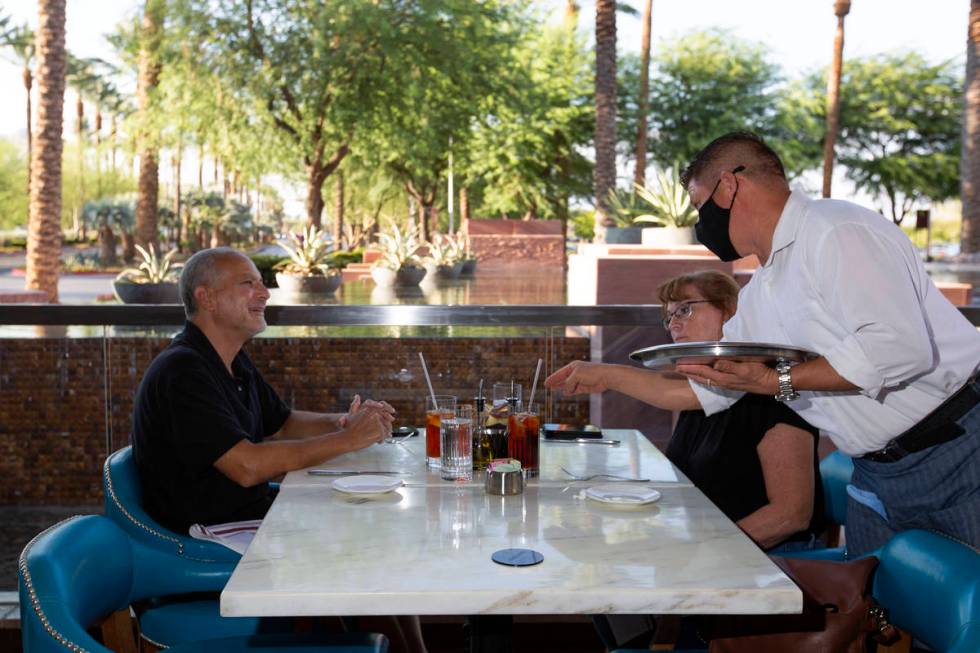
[604,227,643,244]
[435,263,462,279]
[395,264,427,286]
[372,264,427,287]
[275,272,341,295]
[113,281,179,304]
[641,226,697,247]
[371,266,397,287]
[460,259,477,275]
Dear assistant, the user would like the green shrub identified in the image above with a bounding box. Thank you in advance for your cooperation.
[249,254,288,288]
[328,248,364,270]
[571,210,595,241]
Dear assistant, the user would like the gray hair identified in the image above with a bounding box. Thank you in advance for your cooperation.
[680,131,787,189]
[179,247,244,318]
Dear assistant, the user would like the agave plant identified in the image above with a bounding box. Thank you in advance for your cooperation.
[633,164,699,228]
[275,224,337,277]
[115,245,182,284]
[427,233,465,266]
[374,223,424,270]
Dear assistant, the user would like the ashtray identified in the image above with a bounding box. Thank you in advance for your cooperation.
[485,460,524,496]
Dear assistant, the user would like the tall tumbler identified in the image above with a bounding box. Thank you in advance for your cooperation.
[425,395,457,469]
[440,404,474,481]
[507,402,540,477]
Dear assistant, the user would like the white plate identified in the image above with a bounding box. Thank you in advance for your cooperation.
[585,484,661,506]
[332,475,404,495]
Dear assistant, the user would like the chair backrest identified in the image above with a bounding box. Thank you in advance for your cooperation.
[103,446,240,596]
[819,451,853,527]
[874,530,980,653]
[19,515,131,653]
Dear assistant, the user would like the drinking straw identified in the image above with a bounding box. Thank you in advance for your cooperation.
[527,358,543,411]
[418,352,438,409]
[478,378,484,398]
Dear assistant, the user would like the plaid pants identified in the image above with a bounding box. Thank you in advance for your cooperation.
[846,397,980,557]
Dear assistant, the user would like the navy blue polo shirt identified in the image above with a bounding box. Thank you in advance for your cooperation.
[132,321,291,533]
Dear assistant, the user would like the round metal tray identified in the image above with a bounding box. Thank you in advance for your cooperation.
[629,341,817,370]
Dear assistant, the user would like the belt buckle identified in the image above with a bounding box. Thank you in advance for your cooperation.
[865,441,905,463]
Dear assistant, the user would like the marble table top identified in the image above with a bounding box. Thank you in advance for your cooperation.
[221,429,802,617]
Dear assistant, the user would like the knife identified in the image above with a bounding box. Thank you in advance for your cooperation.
[549,438,620,446]
[307,470,405,476]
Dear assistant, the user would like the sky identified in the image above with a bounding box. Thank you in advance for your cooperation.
[0,0,970,215]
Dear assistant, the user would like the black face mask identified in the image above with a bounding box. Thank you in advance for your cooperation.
[694,165,744,261]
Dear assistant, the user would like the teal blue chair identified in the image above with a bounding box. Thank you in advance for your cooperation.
[103,446,275,647]
[873,529,980,652]
[781,450,852,561]
[613,529,980,653]
[19,514,387,653]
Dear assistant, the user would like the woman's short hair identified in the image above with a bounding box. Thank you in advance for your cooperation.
[657,270,740,319]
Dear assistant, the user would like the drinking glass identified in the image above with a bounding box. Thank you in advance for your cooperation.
[507,402,540,477]
[425,395,456,468]
[488,382,521,427]
[440,404,474,481]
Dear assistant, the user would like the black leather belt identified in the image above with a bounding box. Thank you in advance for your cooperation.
[861,375,980,463]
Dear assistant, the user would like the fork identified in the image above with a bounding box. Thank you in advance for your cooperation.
[559,466,650,482]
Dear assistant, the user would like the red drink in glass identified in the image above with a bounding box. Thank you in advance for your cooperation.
[425,395,456,468]
[507,411,540,476]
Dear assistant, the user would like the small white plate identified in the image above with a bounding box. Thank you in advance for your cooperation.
[585,484,661,506]
[332,475,404,495]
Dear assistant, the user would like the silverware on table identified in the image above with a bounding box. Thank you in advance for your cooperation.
[307,470,405,476]
[549,438,621,446]
[559,466,650,482]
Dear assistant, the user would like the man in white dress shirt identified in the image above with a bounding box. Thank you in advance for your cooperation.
[671,131,980,556]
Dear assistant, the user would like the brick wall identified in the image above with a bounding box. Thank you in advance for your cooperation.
[0,334,590,504]
[465,219,564,266]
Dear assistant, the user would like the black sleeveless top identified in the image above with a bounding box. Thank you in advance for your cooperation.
[666,393,825,545]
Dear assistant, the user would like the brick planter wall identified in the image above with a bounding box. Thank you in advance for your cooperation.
[0,334,590,504]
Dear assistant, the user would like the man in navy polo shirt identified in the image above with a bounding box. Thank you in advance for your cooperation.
[132,247,395,534]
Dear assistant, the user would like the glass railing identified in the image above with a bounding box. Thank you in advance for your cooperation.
[1,302,978,591]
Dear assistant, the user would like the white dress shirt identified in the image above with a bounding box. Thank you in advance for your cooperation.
[692,191,980,455]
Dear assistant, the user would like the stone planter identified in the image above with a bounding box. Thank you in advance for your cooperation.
[435,263,462,279]
[275,272,341,295]
[641,226,697,247]
[604,227,643,244]
[395,264,427,286]
[460,259,477,275]
[113,281,179,304]
[371,264,427,287]
[371,266,397,287]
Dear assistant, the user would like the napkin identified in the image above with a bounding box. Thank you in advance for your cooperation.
[188,519,262,554]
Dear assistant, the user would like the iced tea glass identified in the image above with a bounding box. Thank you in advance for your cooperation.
[507,402,540,477]
[425,395,456,468]
[441,404,474,481]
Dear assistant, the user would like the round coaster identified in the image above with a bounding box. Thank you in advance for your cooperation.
[491,548,544,567]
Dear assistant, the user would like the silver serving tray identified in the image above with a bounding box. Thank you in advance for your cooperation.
[629,341,817,370]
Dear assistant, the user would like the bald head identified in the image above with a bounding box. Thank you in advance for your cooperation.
[179,247,250,318]
[681,131,789,193]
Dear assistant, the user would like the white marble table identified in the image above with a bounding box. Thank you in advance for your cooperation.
[220,429,802,617]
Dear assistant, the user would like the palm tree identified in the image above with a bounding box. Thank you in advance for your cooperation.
[593,0,617,243]
[821,0,851,198]
[961,0,980,259]
[634,0,653,188]
[26,0,67,303]
[66,55,100,236]
[1,24,35,195]
[135,0,165,252]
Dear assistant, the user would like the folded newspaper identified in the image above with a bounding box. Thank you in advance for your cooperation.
[188,519,262,554]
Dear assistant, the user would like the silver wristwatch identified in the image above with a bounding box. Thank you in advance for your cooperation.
[774,360,800,402]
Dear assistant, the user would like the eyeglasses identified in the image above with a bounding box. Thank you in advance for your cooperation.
[661,300,713,329]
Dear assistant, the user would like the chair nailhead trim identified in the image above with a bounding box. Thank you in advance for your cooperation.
[19,515,91,653]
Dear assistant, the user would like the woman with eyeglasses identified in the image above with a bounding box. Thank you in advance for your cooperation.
[546,270,823,553]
